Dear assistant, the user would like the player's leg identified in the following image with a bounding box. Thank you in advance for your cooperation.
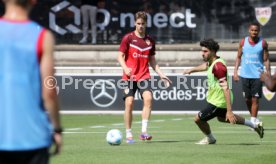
[89,6,97,44]
[124,96,134,143]
[195,103,217,144]
[123,81,137,143]
[217,114,264,138]
[250,78,263,124]
[79,5,89,44]
[138,80,153,140]
[241,78,252,114]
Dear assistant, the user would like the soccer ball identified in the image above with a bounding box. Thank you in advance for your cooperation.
[106,129,122,145]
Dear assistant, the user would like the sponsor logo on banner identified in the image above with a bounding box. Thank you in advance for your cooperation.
[90,80,117,108]
[262,86,275,101]
[255,7,272,26]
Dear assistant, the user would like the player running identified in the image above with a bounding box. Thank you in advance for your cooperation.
[183,39,264,144]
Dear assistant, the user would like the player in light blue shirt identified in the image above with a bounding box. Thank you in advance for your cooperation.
[234,22,270,129]
[0,0,62,163]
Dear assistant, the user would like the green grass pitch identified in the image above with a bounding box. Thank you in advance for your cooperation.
[51,114,276,164]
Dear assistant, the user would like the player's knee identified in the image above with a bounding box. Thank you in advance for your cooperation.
[142,92,153,103]
[125,97,134,107]
[194,115,201,124]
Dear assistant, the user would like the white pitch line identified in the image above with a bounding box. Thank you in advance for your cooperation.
[112,123,124,126]
[66,128,83,131]
[64,132,106,134]
[63,130,276,134]
[151,120,165,122]
[89,126,105,128]
[171,118,183,121]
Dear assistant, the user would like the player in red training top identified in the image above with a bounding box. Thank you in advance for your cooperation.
[117,11,171,144]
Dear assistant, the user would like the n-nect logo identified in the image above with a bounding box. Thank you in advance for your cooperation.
[49,1,197,35]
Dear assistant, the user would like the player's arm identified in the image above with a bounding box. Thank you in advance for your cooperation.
[40,30,62,155]
[214,63,237,124]
[263,40,271,75]
[233,40,243,81]
[261,72,276,91]
[117,51,131,76]
[149,55,172,84]
[183,62,208,75]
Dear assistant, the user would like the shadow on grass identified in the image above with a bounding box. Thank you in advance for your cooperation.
[263,128,276,131]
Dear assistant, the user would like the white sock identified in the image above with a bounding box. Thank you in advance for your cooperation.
[245,119,256,128]
[141,120,148,134]
[207,133,215,140]
[250,117,257,123]
[126,129,132,138]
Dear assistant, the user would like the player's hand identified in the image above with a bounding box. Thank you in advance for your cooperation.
[52,133,62,155]
[183,69,192,75]
[226,111,237,124]
[124,67,132,77]
[161,76,172,87]
[233,73,239,81]
[260,72,270,82]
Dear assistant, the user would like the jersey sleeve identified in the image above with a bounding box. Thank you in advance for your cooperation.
[212,62,228,81]
[119,34,129,54]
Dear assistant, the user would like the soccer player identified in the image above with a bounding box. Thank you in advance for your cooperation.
[261,72,276,92]
[233,22,270,125]
[117,11,171,144]
[0,0,62,163]
[183,39,264,145]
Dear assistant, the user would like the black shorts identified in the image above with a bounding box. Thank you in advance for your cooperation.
[198,103,227,121]
[123,79,152,100]
[241,77,262,98]
[0,147,49,164]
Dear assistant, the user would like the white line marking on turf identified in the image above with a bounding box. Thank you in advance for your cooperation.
[171,118,183,121]
[64,132,106,134]
[66,128,82,131]
[112,123,124,126]
[89,126,105,128]
[151,120,165,122]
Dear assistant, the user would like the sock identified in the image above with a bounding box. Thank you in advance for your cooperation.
[250,117,257,124]
[245,119,256,128]
[126,129,132,138]
[207,133,215,140]
[141,120,148,134]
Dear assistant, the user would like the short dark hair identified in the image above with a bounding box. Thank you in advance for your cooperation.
[135,11,147,22]
[5,0,30,8]
[249,22,261,29]
[200,39,220,53]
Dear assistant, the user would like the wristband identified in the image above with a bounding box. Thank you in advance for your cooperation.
[54,127,63,134]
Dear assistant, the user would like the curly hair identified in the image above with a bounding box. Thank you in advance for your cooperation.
[200,39,220,53]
